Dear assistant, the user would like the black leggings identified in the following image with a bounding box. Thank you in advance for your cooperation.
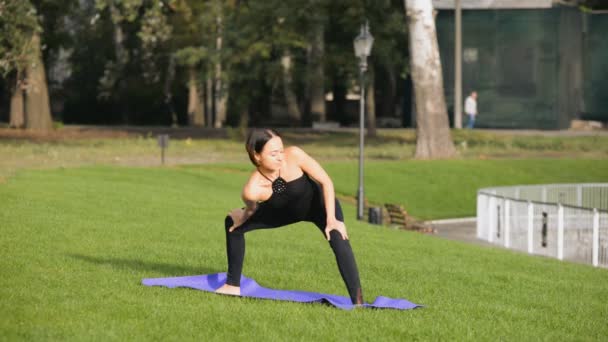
[223,202,363,304]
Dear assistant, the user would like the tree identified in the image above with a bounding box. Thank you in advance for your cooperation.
[24,31,53,130]
[366,68,376,137]
[307,9,326,123]
[220,0,307,127]
[0,0,443,130]
[323,0,409,133]
[404,0,456,159]
[166,0,205,126]
[168,0,234,127]
[94,0,137,103]
[93,0,172,124]
[174,47,207,126]
[281,50,302,124]
[366,0,410,134]
[1,0,35,128]
[0,0,53,130]
[213,9,227,128]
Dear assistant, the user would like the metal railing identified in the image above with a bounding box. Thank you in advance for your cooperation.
[477,184,608,268]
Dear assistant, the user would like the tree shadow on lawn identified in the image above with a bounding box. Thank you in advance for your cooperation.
[68,253,221,277]
[281,131,414,147]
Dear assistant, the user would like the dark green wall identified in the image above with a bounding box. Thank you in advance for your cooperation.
[583,13,608,122]
[436,8,608,129]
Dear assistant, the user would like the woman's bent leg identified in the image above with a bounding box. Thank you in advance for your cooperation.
[223,215,275,287]
[224,215,245,286]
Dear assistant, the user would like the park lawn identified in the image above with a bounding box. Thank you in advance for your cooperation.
[201,159,608,220]
[0,165,607,341]
[2,128,608,180]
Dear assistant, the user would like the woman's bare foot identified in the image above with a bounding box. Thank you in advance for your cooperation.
[215,284,241,296]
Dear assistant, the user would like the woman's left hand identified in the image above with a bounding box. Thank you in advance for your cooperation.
[325,219,348,241]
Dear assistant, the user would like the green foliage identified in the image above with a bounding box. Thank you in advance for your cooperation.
[324,0,409,82]
[170,0,219,71]
[138,0,172,80]
[94,0,175,98]
[94,0,144,23]
[0,0,40,76]
[174,46,208,67]
[0,0,414,125]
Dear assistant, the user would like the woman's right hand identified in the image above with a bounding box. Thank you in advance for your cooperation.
[227,208,246,232]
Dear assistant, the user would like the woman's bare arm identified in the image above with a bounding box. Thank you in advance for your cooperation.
[288,146,348,240]
[228,180,260,232]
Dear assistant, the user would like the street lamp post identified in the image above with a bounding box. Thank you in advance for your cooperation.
[353,22,374,220]
[454,0,463,129]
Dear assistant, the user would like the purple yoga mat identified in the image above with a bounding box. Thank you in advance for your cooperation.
[142,273,421,310]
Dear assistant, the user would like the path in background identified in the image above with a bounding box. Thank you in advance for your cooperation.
[429,217,494,247]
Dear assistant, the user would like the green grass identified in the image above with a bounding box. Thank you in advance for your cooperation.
[1,165,607,341]
[2,129,608,180]
[201,159,608,219]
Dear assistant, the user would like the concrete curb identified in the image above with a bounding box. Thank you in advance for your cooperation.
[427,217,476,225]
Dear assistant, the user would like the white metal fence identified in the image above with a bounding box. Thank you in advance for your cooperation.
[477,184,608,268]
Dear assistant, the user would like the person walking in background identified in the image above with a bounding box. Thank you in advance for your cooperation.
[465,91,478,129]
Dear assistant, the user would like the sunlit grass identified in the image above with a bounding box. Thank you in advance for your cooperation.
[199,159,608,220]
[1,129,607,180]
[1,166,606,340]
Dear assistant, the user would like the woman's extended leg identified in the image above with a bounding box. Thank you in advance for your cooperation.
[315,200,363,305]
[328,230,363,304]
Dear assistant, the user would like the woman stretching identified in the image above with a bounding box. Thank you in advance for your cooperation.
[215,129,363,305]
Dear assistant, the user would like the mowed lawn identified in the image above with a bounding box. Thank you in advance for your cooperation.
[204,159,608,219]
[1,163,607,341]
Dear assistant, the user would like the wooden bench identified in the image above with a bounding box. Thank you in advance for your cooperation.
[364,202,435,234]
[385,203,435,233]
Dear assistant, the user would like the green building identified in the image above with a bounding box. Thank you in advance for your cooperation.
[434,0,608,129]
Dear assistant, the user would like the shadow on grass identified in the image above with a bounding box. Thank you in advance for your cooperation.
[68,253,221,276]
[281,131,414,147]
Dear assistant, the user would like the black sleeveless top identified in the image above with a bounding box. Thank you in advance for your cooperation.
[250,172,325,227]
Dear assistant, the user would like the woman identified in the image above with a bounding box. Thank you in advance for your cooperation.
[215,128,363,305]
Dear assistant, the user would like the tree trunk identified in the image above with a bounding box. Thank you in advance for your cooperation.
[9,77,25,129]
[281,51,302,125]
[387,66,398,119]
[405,0,456,159]
[96,0,130,122]
[187,67,204,126]
[206,76,214,126]
[214,14,228,128]
[24,32,53,131]
[239,108,248,130]
[331,71,347,125]
[109,1,128,68]
[216,83,229,128]
[164,55,178,127]
[308,20,325,123]
[366,68,377,137]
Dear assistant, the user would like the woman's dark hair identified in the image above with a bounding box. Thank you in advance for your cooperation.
[245,128,281,166]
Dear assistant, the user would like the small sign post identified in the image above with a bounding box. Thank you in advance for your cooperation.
[157,134,169,165]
